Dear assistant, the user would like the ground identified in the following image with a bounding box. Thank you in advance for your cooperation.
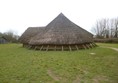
[0,43,118,83]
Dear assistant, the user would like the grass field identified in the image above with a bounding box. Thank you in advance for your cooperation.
[97,43,118,48]
[0,43,118,83]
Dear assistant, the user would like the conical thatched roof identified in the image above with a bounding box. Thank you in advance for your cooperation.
[29,13,93,45]
[19,27,45,44]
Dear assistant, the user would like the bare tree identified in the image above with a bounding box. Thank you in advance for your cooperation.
[114,18,118,38]
[3,30,20,43]
[92,19,108,38]
[92,17,118,38]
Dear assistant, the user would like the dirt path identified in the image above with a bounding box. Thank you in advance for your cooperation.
[73,75,81,83]
[92,75,110,83]
[100,46,118,52]
[47,69,61,81]
[110,47,118,51]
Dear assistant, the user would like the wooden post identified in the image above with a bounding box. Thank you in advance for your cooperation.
[83,45,86,49]
[89,43,93,48]
[46,45,49,51]
[34,46,38,50]
[93,43,97,46]
[88,44,91,48]
[69,45,72,51]
[86,44,90,49]
[62,45,64,51]
[40,45,43,51]
[91,43,94,47]
[92,43,96,47]
[75,45,79,50]
[55,45,56,51]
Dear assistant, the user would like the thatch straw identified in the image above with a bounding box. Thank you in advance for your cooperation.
[19,27,45,44]
[29,13,93,45]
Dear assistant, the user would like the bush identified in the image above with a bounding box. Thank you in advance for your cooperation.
[94,38,118,43]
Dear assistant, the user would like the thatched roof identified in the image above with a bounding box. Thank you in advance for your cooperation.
[29,13,93,45]
[19,27,45,44]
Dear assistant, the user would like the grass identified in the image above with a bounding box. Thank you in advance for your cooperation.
[97,43,118,48]
[0,43,118,83]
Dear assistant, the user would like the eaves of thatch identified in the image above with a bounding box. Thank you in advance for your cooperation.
[19,27,45,44]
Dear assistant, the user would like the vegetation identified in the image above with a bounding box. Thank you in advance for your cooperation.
[97,43,118,48]
[0,43,118,83]
[94,38,118,43]
[92,17,118,38]
[0,30,19,43]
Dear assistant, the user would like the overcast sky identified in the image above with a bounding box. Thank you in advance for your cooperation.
[0,0,118,35]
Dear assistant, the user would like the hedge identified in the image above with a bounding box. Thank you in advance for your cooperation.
[94,38,118,43]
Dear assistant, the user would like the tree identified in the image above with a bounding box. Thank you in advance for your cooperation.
[114,18,118,38]
[0,32,3,36]
[91,17,118,38]
[92,19,108,38]
[3,30,20,43]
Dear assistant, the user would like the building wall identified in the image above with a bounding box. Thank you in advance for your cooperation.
[0,38,8,44]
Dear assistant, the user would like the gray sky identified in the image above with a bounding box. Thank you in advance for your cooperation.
[0,0,118,35]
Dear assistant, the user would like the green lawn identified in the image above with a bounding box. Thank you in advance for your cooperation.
[0,43,118,83]
[97,43,118,48]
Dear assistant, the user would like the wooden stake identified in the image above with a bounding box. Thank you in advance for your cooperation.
[86,44,90,49]
[69,45,72,51]
[88,44,91,48]
[90,43,93,48]
[34,46,38,50]
[55,45,56,51]
[62,45,64,51]
[91,43,94,46]
[92,43,96,47]
[40,45,43,51]
[83,45,86,49]
[46,45,49,51]
[75,45,79,50]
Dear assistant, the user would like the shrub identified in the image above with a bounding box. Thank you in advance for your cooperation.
[94,38,118,43]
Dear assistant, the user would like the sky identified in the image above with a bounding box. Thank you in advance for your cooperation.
[0,0,118,35]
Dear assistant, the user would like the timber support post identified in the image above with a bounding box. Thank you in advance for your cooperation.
[75,45,79,50]
[40,45,43,51]
[69,45,72,51]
